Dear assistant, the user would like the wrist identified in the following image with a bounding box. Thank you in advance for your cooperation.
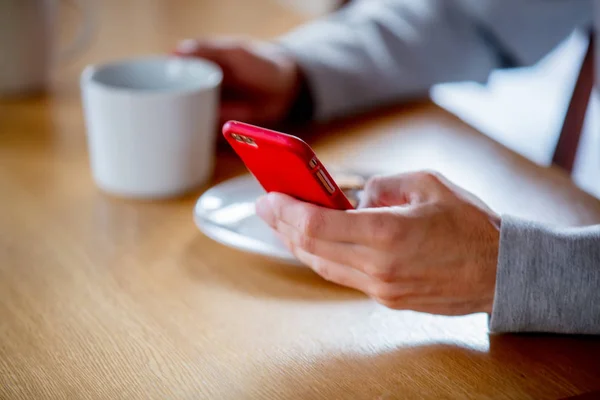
[490,213,502,230]
[263,44,314,125]
[268,44,314,124]
[284,64,314,124]
[483,214,501,314]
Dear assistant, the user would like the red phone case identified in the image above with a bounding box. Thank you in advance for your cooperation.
[223,121,353,210]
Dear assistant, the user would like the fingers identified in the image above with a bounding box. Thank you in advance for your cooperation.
[270,208,420,282]
[220,101,255,123]
[174,37,298,127]
[256,193,408,247]
[257,193,356,242]
[271,217,381,273]
[279,235,443,309]
[174,38,254,90]
[359,171,450,208]
[174,37,283,93]
[174,37,243,60]
[287,245,373,294]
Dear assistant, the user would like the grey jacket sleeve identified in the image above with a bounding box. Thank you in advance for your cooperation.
[491,216,600,334]
[278,0,591,121]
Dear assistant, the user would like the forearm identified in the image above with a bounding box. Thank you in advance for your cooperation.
[278,0,591,122]
[278,0,501,121]
[491,216,600,334]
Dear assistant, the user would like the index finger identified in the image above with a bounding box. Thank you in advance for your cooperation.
[262,192,403,246]
[173,38,262,93]
[174,38,236,60]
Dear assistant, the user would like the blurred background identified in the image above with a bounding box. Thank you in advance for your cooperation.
[51,0,599,199]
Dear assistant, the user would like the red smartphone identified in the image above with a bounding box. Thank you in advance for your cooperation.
[223,121,354,210]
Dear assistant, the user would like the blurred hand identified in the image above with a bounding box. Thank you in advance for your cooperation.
[255,171,501,315]
[174,37,302,127]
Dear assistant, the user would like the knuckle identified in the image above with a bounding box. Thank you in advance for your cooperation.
[299,208,325,237]
[363,175,393,205]
[421,171,452,191]
[368,215,405,248]
[367,214,389,239]
[233,40,251,54]
[388,221,408,244]
[273,218,285,232]
[377,298,399,310]
[224,39,254,60]
[364,175,385,195]
[367,262,396,283]
[369,282,397,304]
[312,259,332,282]
[297,234,316,253]
[418,170,441,183]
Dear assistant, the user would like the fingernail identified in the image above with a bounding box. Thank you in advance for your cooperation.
[255,195,275,225]
[175,39,197,54]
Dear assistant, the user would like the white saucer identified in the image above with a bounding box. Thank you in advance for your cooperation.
[194,173,366,265]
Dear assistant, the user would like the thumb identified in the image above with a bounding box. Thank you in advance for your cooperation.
[358,171,447,208]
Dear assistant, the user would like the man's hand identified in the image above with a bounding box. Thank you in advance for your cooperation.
[174,37,302,127]
[255,171,501,315]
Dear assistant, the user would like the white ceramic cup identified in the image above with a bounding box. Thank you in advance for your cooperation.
[0,0,93,97]
[81,56,222,199]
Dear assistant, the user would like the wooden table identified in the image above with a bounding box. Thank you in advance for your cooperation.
[1,1,600,399]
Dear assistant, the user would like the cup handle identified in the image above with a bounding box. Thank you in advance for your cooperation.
[59,0,95,62]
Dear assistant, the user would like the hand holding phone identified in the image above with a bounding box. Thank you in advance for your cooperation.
[223,121,354,210]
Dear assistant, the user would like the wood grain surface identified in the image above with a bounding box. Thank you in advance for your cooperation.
[1,1,600,399]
